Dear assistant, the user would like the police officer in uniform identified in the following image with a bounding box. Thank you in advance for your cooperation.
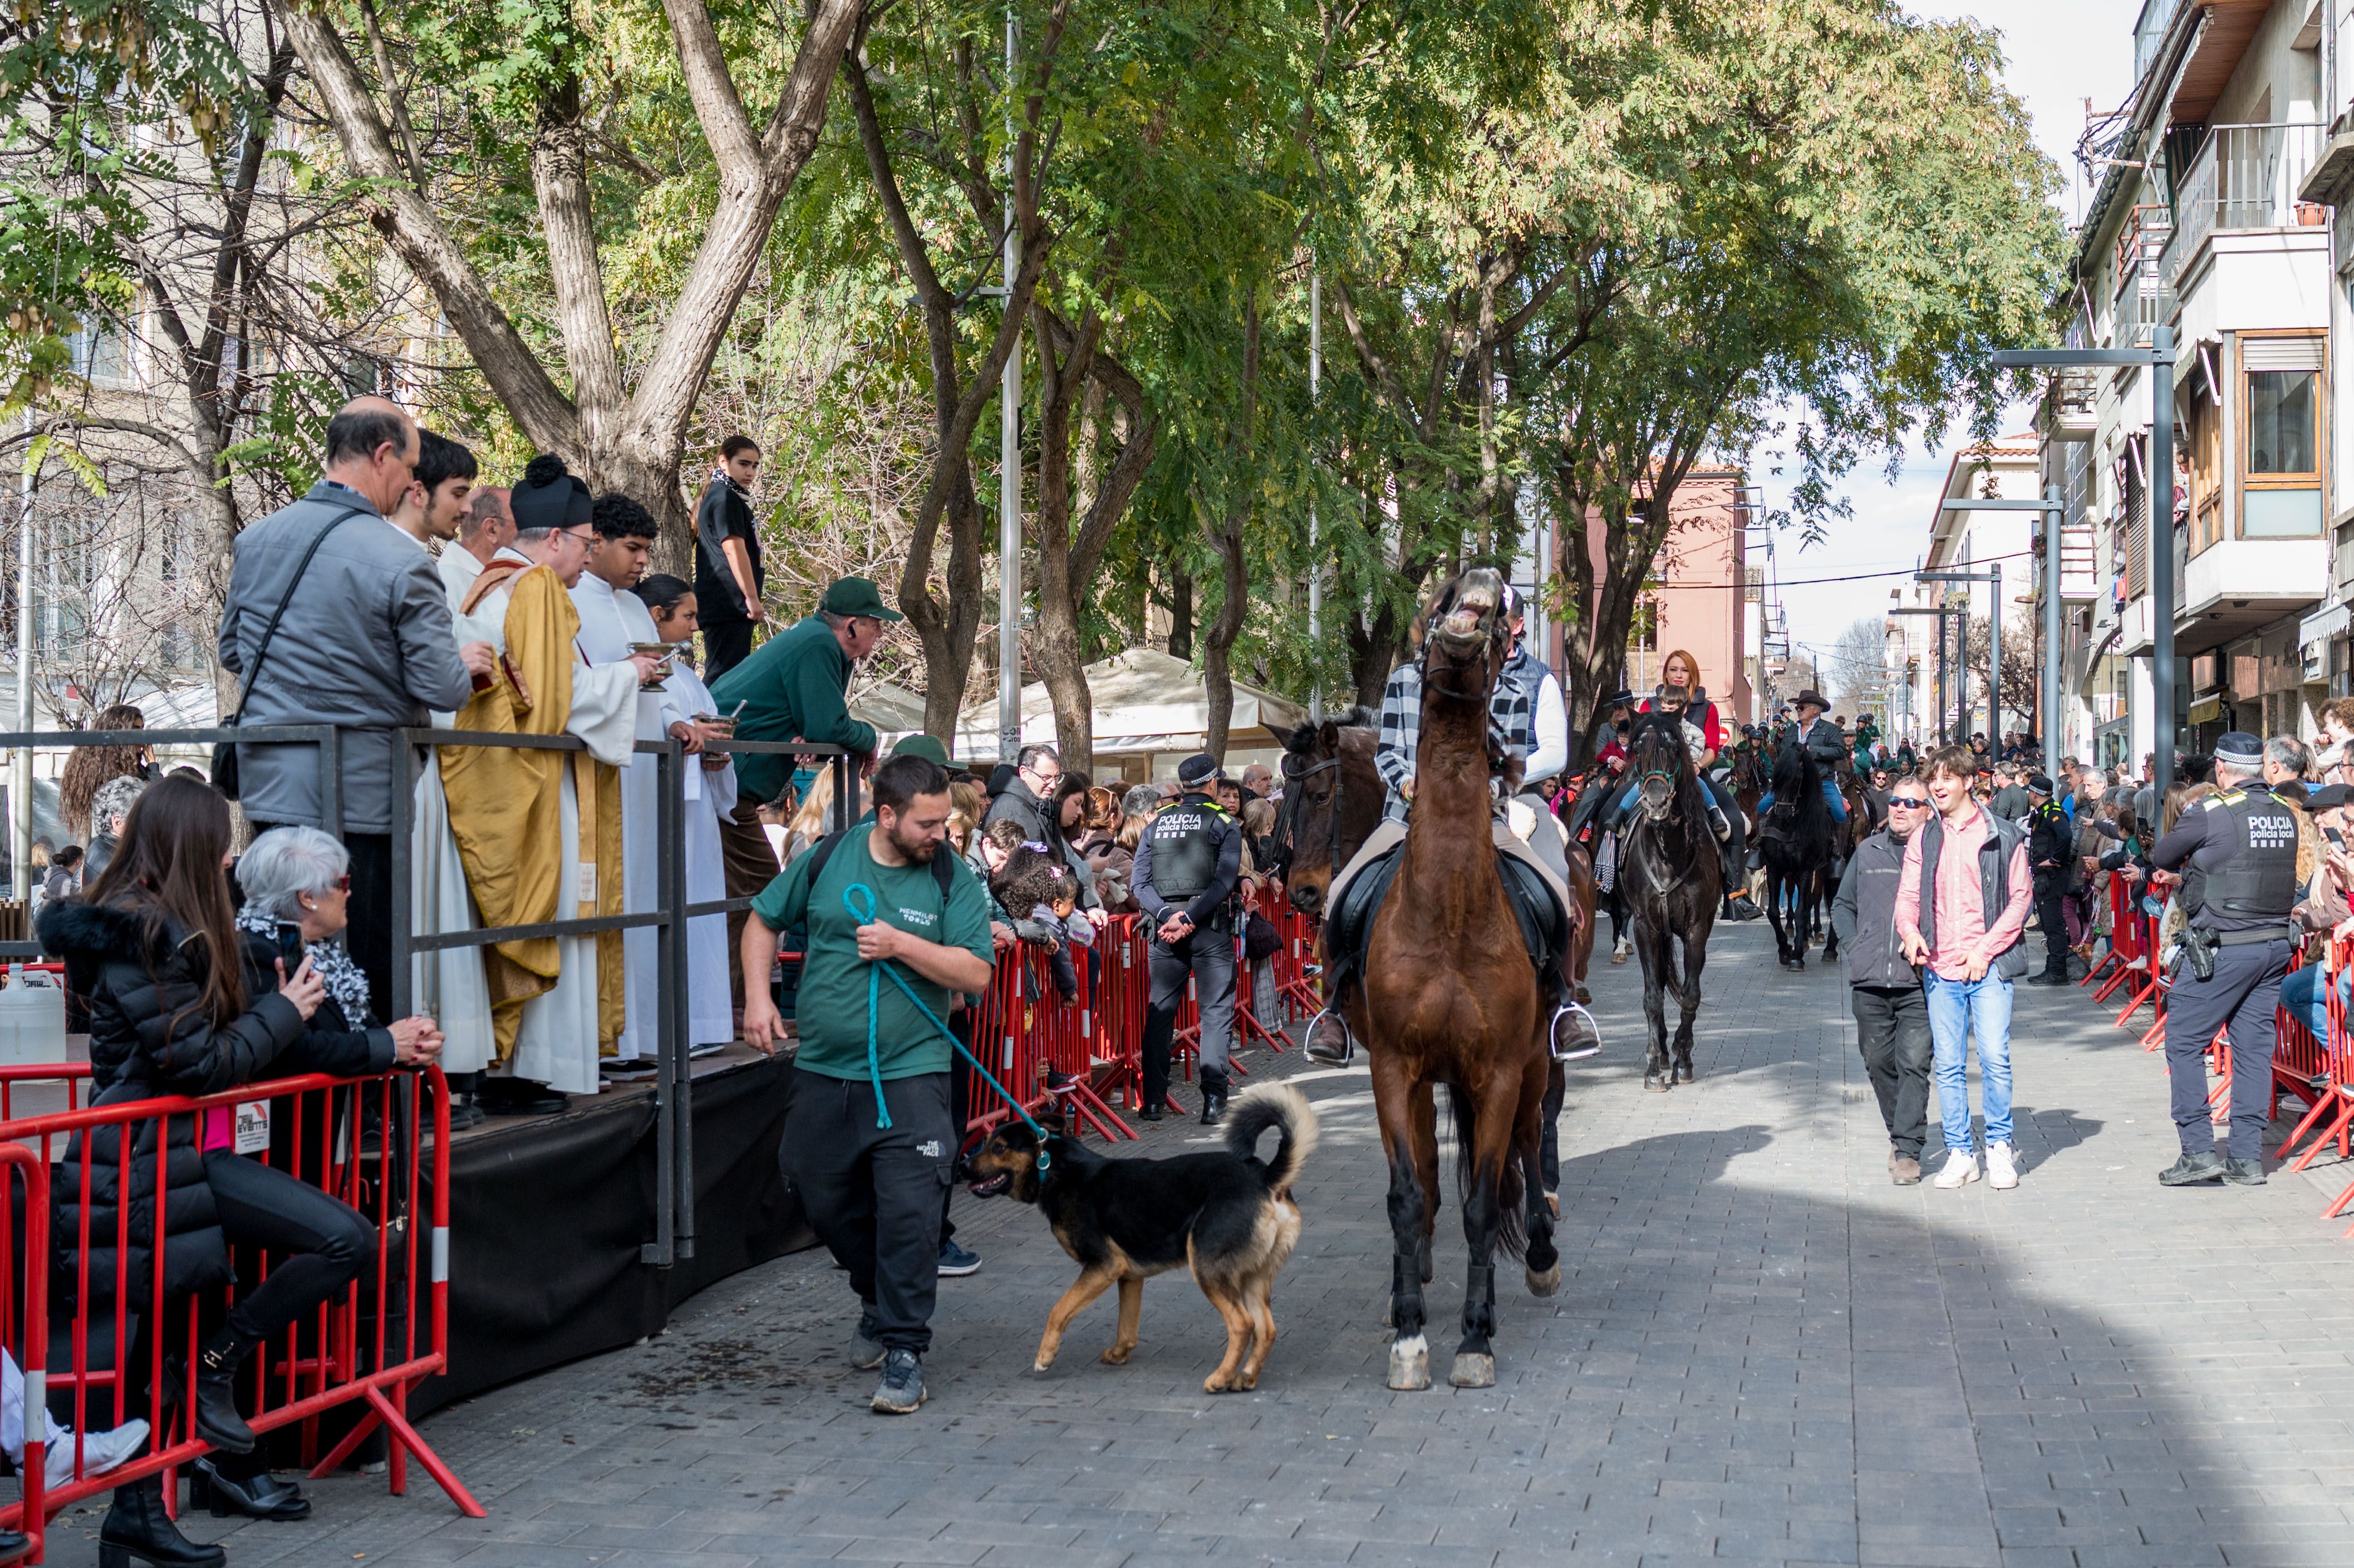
[2150,731,2299,1187]
[1133,753,1245,1124]
[2024,774,2073,986]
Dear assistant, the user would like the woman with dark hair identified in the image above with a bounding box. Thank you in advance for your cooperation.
[1043,770,1109,928]
[60,702,153,842]
[36,777,438,1568]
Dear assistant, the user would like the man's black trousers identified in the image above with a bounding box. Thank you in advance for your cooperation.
[253,823,391,1014]
[1139,928,1236,1109]
[780,1070,956,1353]
[2032,868,2070,975]
[2163,936,2291,1161]
[702,620,756,682]
[1851,983,1931,1160]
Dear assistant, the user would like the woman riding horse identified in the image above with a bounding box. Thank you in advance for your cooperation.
[1575,651,1756,920]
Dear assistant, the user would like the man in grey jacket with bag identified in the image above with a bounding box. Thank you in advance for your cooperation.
[1831,773,1936,1184]
[218,396,493,1006]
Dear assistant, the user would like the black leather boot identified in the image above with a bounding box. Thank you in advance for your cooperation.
[175,1326,259,1455]
[191,1456,311,1521]
[99,1472,226,1568]
[1198,1068,1231,1125]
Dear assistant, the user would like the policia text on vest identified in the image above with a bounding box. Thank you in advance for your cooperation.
[2151,779,2299,1179]
[1132,769,1245,1124]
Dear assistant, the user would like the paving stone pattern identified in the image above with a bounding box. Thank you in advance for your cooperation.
[37,920,2354,1566]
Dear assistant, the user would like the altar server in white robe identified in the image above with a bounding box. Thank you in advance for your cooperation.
[426,457,658,1104]
[628,572,740,1051]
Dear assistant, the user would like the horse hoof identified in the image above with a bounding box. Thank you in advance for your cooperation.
[1449,1351,1496,1388]
[1526,1264,1562,1297]
[1388,1335,1431,1390]
[1572,985,1592,1004]
[1673,1065,1694,1085]
[1645,1073,1672,1093]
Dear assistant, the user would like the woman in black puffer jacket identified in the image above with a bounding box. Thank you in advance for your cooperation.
[35,777,437,1568]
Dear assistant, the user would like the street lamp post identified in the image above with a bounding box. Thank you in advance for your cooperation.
[1991,333,2175,793]
[1892,604,1967,746]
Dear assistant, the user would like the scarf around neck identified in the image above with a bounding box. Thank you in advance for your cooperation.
[235,903,371,1025]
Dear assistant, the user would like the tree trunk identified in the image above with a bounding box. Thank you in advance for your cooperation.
[1028,304,1102,771]
[1164,565,1193,658]
[1202,298,1259,759]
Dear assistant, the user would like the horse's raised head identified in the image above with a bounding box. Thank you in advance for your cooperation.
[1628,708,1695,821]
[1418,567,1512,697]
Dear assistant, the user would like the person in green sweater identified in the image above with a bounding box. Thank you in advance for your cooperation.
[709,576,897,1006]
[740,752,994,1414]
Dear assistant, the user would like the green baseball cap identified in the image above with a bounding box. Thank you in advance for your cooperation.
[889,734,950,765]
[820,576,904,622]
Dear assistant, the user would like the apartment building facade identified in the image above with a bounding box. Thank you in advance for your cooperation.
[2041,0,2336,773]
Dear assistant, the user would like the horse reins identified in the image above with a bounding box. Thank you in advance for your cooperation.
[1275,750,1344,876]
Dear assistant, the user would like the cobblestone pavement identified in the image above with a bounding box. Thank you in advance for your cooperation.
[37,918,2354,1566]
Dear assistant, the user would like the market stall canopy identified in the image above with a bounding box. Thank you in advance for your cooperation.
[848,680,928,737]
[951,647,1309,763]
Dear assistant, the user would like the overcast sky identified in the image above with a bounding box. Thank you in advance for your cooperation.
[1760,1,2137,666]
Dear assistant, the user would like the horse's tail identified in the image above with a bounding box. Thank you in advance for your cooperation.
[1447,1084,1529,1261]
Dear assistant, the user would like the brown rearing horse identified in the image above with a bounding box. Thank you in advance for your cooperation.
[1344,568,1561,1393]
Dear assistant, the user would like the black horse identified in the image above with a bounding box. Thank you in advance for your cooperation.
[1619,710,1719,1092]
[1757,741,1832,970]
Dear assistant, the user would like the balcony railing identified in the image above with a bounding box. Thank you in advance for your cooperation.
[2161,123,2327,285]
[2132,0,2181,85]
[2114,211,2173,347]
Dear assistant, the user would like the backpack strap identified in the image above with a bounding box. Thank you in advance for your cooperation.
[803,825,958,908]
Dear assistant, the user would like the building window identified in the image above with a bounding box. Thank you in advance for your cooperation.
[2240,332,2324,537]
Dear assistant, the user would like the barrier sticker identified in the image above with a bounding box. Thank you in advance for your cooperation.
[234,1101,271,1155]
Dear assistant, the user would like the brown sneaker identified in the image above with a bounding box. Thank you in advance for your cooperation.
[1890,1150,1922,1185]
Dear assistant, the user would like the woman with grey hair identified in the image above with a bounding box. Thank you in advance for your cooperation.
[83,773,147,882]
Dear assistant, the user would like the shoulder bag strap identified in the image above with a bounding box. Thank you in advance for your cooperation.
[235,504,367,711]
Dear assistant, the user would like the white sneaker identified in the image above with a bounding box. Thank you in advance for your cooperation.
[1984,1142,2018,1190]
[1933,1151,1980,1189]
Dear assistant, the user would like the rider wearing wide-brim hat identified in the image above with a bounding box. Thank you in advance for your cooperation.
[1757,688,1852,833]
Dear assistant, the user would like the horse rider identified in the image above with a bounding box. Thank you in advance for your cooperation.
[1501,587,1573,885]
[2151,732,2299,1188]
[1579,650,1757,920]
[1304,601,1582,1065]
[1756,689,1852,838]
[1132,753,1246,1124]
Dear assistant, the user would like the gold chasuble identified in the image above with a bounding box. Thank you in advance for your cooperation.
[441,561,626,1061]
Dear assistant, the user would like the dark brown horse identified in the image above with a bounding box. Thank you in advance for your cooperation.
[1621,709,1720,1088]
[1271,712,1383,918]
[1346,568,1560,1392]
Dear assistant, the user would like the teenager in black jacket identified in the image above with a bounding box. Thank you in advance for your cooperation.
[36,778,440,1568]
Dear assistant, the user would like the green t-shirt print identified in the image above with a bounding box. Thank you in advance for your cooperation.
[750,825,993,1082]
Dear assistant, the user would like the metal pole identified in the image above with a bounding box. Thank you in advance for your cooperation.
[2042,481,2063,785]
[996,7,1022,766]
[1307,269,1321,722]
[2150,324,2176,797]
[1935,609,1948,746]
[1989,562,2001,751]
[12,411,31,905]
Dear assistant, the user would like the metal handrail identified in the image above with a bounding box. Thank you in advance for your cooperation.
[387,726,854,1267]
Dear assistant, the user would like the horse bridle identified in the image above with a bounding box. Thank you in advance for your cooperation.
[1630,716,1692,825]
[1272,749,1343,876]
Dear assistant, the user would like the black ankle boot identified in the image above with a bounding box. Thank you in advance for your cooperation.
[191,1456,311,1521]
[177,1327,259,1455]
[100,1473,225,1568]
[1198,1069,1230,1125]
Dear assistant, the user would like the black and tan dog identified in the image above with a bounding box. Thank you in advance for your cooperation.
[965,1081,1319,1393]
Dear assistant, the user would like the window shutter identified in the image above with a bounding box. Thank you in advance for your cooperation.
[2243,335,2324,372]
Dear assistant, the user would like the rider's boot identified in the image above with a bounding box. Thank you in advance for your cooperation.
[1304,1006,1355,1065]
[1550,987,1601,1062]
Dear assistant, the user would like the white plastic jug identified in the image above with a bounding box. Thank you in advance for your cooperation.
[0,965,67,1065]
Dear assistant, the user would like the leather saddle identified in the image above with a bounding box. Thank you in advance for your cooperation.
[1324,842,1569,1002]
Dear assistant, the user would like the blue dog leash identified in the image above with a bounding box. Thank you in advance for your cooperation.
[840,882,1051,1169]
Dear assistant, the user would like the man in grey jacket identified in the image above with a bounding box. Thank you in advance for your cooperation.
[1831,774,1934,1184]
[218,397,493,1006]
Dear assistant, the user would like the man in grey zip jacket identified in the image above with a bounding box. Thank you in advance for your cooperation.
[1831,776,1935,1184]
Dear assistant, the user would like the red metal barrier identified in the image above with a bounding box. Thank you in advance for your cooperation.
[0,1064,477,1562]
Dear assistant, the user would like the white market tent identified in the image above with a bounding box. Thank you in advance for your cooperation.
[951,647,1309,777]
[847,679,928,740]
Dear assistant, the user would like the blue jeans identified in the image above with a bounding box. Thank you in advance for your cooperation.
[1924,969,2014,1151]
[2282,962,2351,1044]
[1755,775,1848,824]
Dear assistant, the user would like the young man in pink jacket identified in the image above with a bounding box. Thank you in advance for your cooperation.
[1895,745,2034,1190]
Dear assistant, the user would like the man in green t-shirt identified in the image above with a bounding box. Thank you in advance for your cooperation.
[741,753,994,1414]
